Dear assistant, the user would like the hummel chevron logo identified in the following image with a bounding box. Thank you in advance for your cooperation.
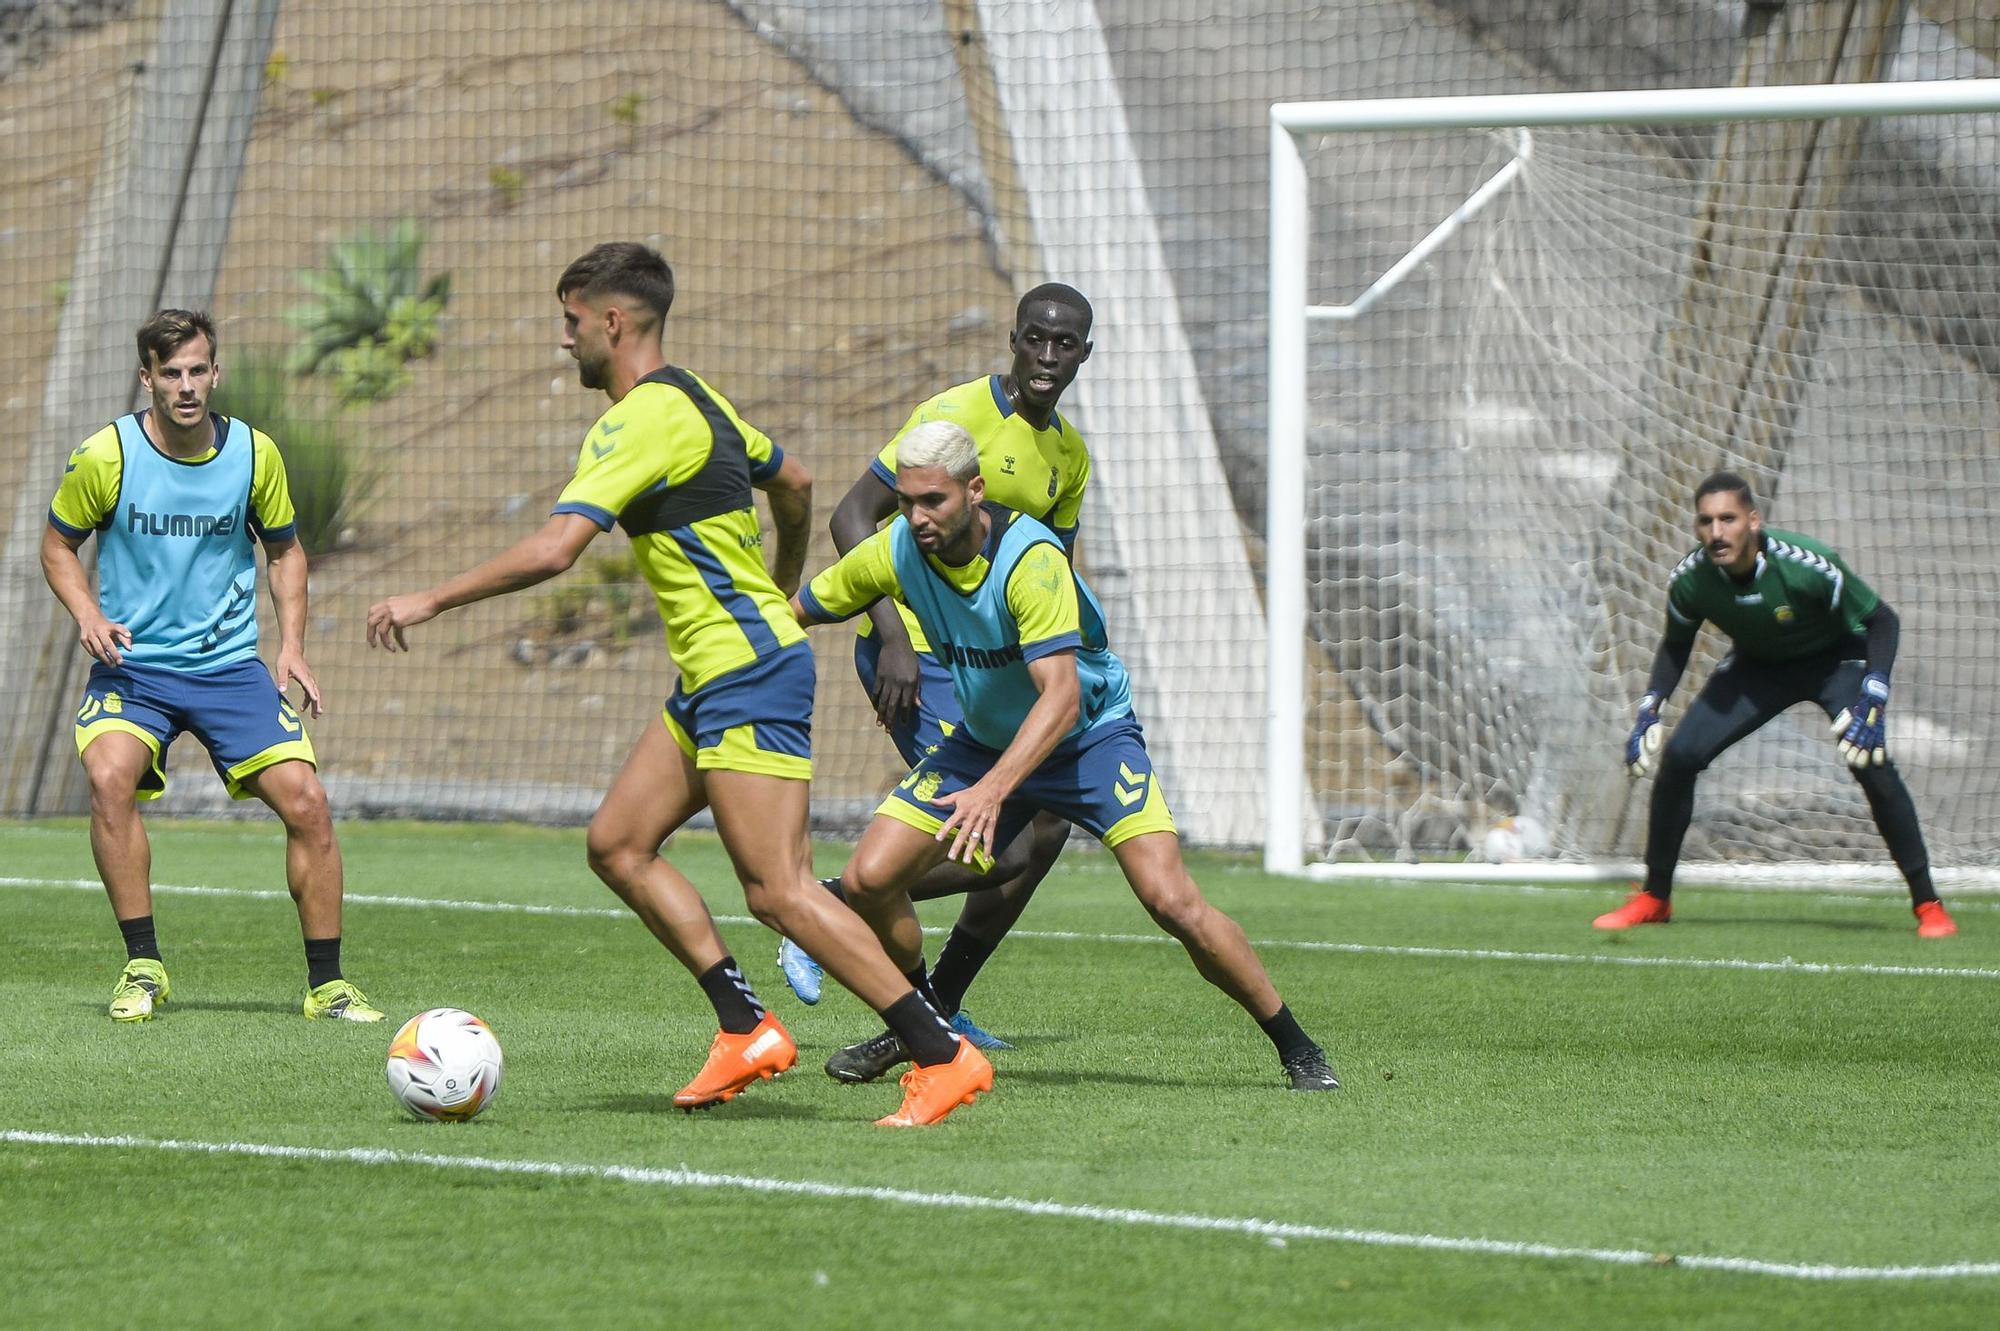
[1114,762,1147,808]
[590,419,625,459]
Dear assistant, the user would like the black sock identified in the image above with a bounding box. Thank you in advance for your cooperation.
[929,926,997,1018]
[881,991,959,1066]
[818,876,846,902]
[696,957,766,1035]
[304,936,342,990]
[903,961,944,1017]
[119,915,162,963]
[1258,1004,1319,1064]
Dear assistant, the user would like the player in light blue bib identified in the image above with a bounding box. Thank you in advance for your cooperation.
[793,420,1341,1093]
[771,285,1098,1050]
[41,309,379,1025]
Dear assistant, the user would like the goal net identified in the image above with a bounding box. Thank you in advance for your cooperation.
[1267,82,2000,884]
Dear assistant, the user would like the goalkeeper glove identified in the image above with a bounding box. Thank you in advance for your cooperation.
[1832,673,1891,769]
[1626,694,1663,777]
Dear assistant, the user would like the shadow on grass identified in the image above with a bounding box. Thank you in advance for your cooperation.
[161,998,306,1016]
[1691,915,1897,934]
[991,1066,1202,1091]
[586,1091,827,1120]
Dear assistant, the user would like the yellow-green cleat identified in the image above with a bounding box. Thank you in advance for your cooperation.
[303,978,384,1022]
[109,958,171,1022]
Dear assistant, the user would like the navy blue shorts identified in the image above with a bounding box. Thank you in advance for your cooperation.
[74,658,316,800]
[663,643,815,780]
[876,714,1176,870]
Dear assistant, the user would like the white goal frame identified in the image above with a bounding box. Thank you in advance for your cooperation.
[1265,78,2000,882]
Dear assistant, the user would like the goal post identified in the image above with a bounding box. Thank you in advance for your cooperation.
[1267,78,2000,884]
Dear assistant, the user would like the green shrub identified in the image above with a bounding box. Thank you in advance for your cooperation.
[607,92,643,126]
[287,218,450,404]
[531,549,651,646]
[487,166,525,210]
[211,352,375,555]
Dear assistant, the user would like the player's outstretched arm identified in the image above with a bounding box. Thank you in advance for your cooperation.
[754,451,812,596]
[789,532,897,629]
[264,537,323,717]
[40,523,131,666]
[366,512,601,652]
[831,471,922,727]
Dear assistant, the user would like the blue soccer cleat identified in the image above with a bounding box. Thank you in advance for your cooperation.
[776,937,823,1005]
[947,1009,1012,1050]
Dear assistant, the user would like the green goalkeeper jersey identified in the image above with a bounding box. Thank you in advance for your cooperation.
[1663,528,1879,662]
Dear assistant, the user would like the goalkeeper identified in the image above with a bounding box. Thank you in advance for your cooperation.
[1597,471,1955,939]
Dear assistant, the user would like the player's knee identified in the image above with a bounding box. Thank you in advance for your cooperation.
[1656,737,1710,782]
[84,763,138,812]
[1136,874,1207,937]
[736,878,790,930]
[842,848,907,909]
[1027,815,1073,869]
[984,833,1034,883]
[584,825,643,891]
[277,776,333,837]
[82,746,144,808]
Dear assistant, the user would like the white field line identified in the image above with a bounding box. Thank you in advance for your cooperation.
[2,1129,1992,1282]
[5,876,1999,982]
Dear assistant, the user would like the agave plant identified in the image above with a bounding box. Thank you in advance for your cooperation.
[287,218,450,402]
[210,351,377,555]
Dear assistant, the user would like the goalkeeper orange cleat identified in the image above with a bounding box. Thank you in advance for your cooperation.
[1593,890,1672,931]
[1915,900,1958,939]
[875,1038,993,1127]
[672,1013,798,1110]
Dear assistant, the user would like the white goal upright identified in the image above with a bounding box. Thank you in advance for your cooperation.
[1266,79,2000,885]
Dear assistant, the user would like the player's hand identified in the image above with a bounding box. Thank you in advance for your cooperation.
[366,592,437,652]
[77,613,133,666]
[1626,694,1663,777]
[871,638,923,731]
[1832,673,1890,768]
[275,646,324,718]
[932,777,1006,865]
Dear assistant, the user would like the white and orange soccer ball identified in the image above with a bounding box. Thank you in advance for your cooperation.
[1481,815,1549,865]
[385,1007,504,1122]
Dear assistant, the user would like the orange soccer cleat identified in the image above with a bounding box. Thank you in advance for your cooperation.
[673,1013,798,1110]
[1592,890,1672,931]
[1915,900,1958,939]
[874,1038,993,1128]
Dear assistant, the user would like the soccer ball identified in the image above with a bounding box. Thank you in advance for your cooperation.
[385,1008,504,1122]
[1481,815,1549,864]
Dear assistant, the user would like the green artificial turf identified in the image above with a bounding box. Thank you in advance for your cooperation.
[3,817,1997,1328]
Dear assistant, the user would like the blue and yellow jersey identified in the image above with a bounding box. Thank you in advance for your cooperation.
[802,504,1132,750]
[48,412,296,671]
[866,376,1092,653]
[553,365,805,692]
[1664,528,1880,663]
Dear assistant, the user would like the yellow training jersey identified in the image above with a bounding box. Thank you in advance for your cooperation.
[553,366,805,692]
[866,375,1091,653]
